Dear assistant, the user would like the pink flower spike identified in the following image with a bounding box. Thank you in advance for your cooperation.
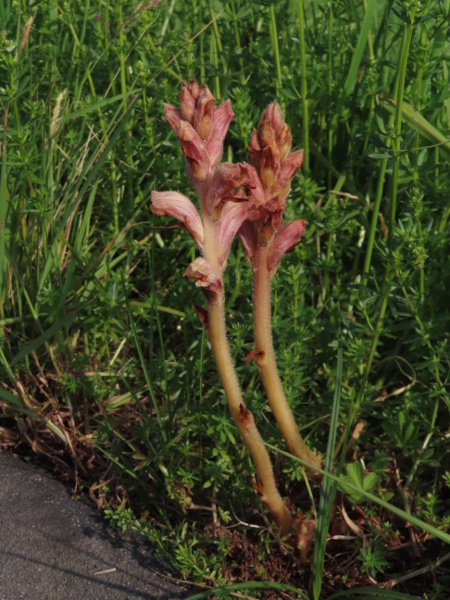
[150,191,205,251]
[268,219,308,275]
[217,203,259,267]
[207,99,235,168]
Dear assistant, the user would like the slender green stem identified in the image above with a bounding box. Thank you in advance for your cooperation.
[327,2,333,190]
[324,175,345,299]
[252,246,322,470]
[311,345,343,600]
[387,9,417,248]
[268,2,282,96]
[207,0,227,92]
[362,159,388,284]
[229,0,245,85]
[209,30,220,102]
[297,0,310,175]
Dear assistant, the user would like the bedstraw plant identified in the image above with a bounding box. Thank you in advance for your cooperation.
[1,0,449,596]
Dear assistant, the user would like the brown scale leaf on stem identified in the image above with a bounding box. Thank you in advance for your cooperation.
[238,403,253,429]
[192,304,209,330]
[244,348,265,368]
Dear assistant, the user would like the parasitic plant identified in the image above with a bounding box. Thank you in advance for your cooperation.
[151,79,293,535]
[239,102,322,471]
[150,79,320,535]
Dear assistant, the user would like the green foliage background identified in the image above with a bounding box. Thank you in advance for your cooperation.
[0,0,449,595]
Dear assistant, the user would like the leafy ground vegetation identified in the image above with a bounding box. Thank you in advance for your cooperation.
[0,0,449,598]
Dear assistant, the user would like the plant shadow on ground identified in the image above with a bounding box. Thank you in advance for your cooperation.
[1,1,449,598]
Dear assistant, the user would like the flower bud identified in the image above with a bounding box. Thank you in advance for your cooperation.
[177,120,209,182]
[261,101,284,134]
[259,119,276,147]
[194,88,215,141]
[188,77,200,100]
[276,124,292,161]
[247,128,262,169]
[179,82,196,124]
[260,145,280,189]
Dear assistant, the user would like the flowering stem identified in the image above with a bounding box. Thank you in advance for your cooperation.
[253,246,322,470]
[197,189,293,535]
[207,292,293,536]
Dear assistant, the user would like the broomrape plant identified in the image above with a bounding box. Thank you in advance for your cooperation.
[151,79,321,537]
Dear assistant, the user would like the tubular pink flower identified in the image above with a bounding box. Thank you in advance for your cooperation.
[258,196,286,242]
[206,163,246,220]
[184,258,221,290]
[238,220,258,263]
[217,203,259,267]
[268,220,308,275]
[184,258,222,304]
[205,162,262,220]
[206,100,235,167]
[272,150,305,198]
[164,104,183,133]
[240,163,265,208]
[150,191,205,251]
[176,121,209,182]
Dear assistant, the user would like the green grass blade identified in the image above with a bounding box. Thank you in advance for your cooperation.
[311,345,343,600]
[327,589,421,600]
[74,181,98,253]
[62,91,136,122]
[121,271,168,443]
[341,0,381,101]
[9,311,78,368]
[382,98,450,153]
[185,581,310,600]
[261,443,450,546]
[0,388,37,417]
[37,101,135,298]
[0,107,10,309]
[130,301,185,318]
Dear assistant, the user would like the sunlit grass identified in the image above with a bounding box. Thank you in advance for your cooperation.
[0,0,449,597]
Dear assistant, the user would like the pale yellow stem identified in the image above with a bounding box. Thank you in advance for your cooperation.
[207,294,293,536]
[201,208,293,535]
[253,246,322,470]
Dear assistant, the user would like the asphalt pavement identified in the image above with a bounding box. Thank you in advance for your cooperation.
[0,451,192,600]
